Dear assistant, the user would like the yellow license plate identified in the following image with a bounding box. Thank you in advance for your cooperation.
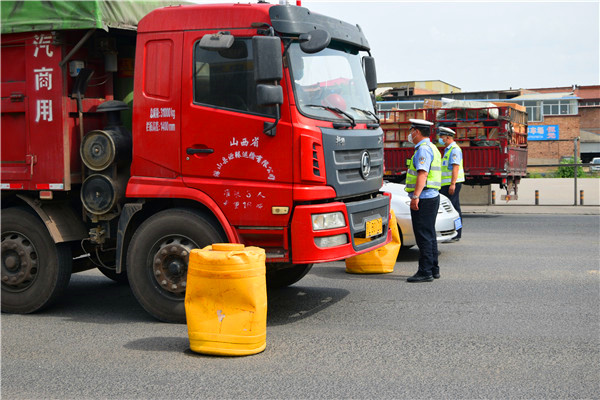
[365,218,383,238]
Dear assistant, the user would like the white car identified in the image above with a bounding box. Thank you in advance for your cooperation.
[382,182,460,249]
[590,157,600,172]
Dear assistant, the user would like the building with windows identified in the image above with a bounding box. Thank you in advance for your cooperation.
[377,84,600,164]
[526,86,600,162]
[376,80,461,98]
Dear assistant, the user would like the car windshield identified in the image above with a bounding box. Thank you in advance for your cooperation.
[288,43,376,124]
[593,159,600,164]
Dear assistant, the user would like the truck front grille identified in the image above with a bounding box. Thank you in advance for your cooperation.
[321,128,384,198]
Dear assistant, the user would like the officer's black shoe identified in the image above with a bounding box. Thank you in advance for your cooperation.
[432,273,441,279]
[407,273,434,283]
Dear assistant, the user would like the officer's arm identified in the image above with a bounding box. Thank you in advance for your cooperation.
[451,164,459,185]
[449,165,459,195]
[414,170,428,197]
[410,170,428,210]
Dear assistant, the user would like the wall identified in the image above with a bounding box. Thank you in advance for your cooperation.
[575,85,600,99]
[527,115,580,163]
[461,184,491,205]
[414,88,440,95]
[580,107,600,135]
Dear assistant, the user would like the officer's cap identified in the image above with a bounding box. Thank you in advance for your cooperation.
[438,126,456,136]
[409,119,433,129]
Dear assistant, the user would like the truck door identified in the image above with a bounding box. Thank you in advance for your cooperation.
[181,32,293,228]
[1,35,31,184]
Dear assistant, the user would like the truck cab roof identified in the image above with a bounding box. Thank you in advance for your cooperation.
[139,3,370,51]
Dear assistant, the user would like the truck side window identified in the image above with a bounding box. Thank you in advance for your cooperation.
[193,38,275,117]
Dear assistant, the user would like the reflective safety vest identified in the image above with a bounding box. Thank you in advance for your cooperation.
[406,141,442,192]
[441,142,465,186]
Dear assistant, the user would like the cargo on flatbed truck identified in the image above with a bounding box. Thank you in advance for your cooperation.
[380,102,528,199]
[1,1,391,322]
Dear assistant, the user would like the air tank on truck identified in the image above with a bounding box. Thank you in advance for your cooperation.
[1,1,391,322]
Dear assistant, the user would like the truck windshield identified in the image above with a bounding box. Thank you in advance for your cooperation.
[288,43,376,124]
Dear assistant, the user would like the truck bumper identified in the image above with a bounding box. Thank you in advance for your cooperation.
[290,194,391,264]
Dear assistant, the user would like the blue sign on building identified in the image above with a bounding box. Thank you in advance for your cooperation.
[528,125,559,141]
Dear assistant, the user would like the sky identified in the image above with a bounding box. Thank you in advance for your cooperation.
[193,0,600,92]
[302,1,599,92]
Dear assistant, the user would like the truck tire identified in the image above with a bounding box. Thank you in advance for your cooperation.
[266,263,313,289]
[1,207,72,313]
[127,208,225,323]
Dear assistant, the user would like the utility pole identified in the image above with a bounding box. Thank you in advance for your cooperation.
[573,137,579,206]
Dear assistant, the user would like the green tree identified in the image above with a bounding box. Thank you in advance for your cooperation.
[556,157,584,178]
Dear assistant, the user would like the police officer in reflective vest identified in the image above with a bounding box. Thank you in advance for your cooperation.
[438,126,464,241]
[405,119,442,282]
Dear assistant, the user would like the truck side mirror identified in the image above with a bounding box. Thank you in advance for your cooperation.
[252,36,283,136]
[252,36,283,82]
[299,29,331,54]
[362,56,377,92]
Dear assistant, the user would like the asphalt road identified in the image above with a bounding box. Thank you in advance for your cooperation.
[2,214,599,399]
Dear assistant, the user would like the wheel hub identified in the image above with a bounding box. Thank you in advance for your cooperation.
[152,238,195,295]
[168,259,184,276]
[5,254,19,270]
[1,233,38,290]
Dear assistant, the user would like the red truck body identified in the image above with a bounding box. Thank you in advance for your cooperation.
[380,105,528,196]
[1,2,390,322]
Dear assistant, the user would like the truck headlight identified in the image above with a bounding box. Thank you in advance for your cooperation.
[314,234,348,248]
[311,212,346,231]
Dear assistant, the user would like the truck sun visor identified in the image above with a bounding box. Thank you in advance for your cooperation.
[268,5,370,51]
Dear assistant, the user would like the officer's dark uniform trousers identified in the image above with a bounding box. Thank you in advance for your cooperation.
[410,195,440,276]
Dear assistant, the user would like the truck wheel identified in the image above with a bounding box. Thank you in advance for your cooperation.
[266,263,313,289]
[127,208,225,323]
[1,207,72,313]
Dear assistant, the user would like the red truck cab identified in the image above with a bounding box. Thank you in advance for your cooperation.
[1,2,390,322]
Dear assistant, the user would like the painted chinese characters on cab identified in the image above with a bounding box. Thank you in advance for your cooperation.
[212,136,276,181]
[33,33,54,58]
[33,33,55,123]
[146,107,176,132]
[223,189,267,211]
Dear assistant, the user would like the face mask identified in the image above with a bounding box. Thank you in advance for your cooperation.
[438,137,445,145]
[407,133,414,143]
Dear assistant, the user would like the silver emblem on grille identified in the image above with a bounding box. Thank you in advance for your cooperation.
[336,136,345,145]
[360,150,371,179]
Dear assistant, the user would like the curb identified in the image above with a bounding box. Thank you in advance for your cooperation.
[462,205,600,215]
